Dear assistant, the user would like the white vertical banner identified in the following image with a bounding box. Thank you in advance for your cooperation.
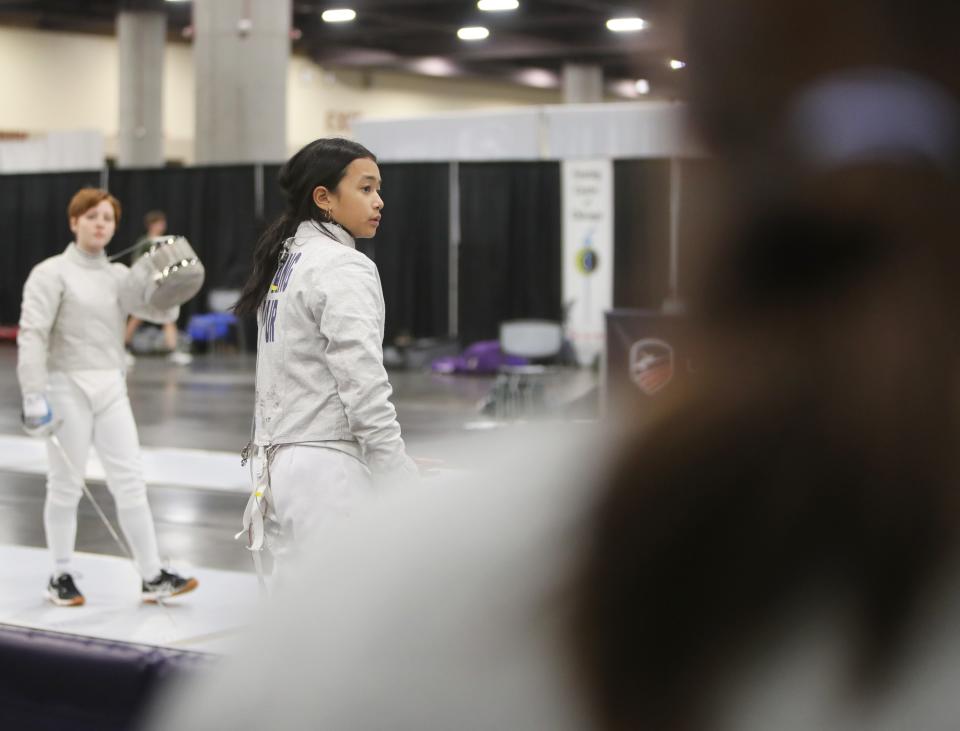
[562,159,614,366]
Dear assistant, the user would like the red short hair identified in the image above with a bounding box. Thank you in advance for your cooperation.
[67,188,121,223]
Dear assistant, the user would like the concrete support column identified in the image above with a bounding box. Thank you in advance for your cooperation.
[562,63,604,104]
[117,11,166,168]
[194,0,290,164]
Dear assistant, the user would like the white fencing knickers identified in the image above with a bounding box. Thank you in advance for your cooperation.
[44,370,162,580]
[264,444,374,574]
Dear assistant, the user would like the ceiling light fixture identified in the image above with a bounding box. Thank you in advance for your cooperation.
[635,79,650,94]
[478,0,519,10]
[606,17,647,32]
[321,8,357,23]
[669,58,686,70]
[457,26,490,41]
[411,57,458,77]
[515,68,557,89]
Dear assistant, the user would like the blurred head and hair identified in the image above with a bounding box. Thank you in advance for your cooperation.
[571,2,960,729]
[143,210,166,228]
[683,0,960,158]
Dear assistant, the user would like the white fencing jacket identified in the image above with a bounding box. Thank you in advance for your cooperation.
[17,243,177,395]
[254,220,416,477]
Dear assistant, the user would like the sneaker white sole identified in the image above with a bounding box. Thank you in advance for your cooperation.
[46,590,85,607]
[142,577,199,603]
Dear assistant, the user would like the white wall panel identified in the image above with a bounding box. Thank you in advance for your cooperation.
[355,102,705,162]
[354,108,544,162]
[545,102,700,159]
[0,131,104,173]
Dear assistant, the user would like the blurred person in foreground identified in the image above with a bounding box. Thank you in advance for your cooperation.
[572,0,960,729]
[144,2,960,729]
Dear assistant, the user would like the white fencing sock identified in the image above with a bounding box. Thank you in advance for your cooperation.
[117,501,162,581]
[43,499,77,577]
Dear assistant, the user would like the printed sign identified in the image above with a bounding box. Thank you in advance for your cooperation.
[562,159,613,366]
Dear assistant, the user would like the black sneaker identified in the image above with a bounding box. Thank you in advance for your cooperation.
[142,569,198,603]
[47,573,85,607]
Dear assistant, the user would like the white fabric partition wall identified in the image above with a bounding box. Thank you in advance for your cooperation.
[546,102,697,159]
[354,102,698,162]
[353,108,544,162]
[0,130,105,173]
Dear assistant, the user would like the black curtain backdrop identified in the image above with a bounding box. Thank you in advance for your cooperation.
[676,158,721,302]
[262,163,284,223]
[3,160,683,345]
[1,171,103,325]
[262,161,449,343]
[613,158,721,309]
[458,162,562,346]
[371,163,449,342]
[613,159,671,309]
[108,165,258,325]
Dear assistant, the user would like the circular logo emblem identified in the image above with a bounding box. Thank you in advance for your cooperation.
[576,248,599,274]
[629,339,674,396]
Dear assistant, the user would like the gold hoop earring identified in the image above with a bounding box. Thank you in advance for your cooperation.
[318,208,332,222]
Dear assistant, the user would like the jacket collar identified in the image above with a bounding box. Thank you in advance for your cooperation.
[64,242,109,269]
[294,220,356,250]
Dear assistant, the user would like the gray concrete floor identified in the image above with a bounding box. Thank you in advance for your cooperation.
[0,345,598,573]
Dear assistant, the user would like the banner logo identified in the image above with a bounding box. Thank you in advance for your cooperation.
[576,247,598,274]
[629,339,674,395]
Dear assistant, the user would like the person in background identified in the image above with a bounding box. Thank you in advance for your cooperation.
[18,188,198,607]
[124,210,193,366]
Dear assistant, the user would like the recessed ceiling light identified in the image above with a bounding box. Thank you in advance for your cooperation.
[411,57,458,77]
[165,0,190,4]
[635,79,650,94]
[321,8,356,23]
[606,17,647,32]
[669,58,686,70]
[515,68,557,89]
[457,26,490,41]
[478,0,519,10]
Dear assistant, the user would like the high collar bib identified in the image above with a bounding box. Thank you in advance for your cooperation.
[64,242,109,269]
[294,220,356,250]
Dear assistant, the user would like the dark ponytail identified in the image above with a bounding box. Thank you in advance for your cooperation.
[234,137,377,316]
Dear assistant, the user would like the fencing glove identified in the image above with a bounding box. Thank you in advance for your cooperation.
[21,393,59,438]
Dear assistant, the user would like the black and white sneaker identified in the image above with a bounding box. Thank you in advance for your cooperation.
[47,573,85,607]
[142,569,199,603]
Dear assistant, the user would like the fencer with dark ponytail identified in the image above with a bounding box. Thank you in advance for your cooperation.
[232,134,415,579]
[234,137,377,316]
